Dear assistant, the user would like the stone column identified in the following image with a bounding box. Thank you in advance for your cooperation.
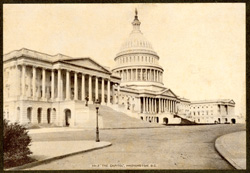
[143,97,146,113]
[162,99,164,112]
[145,97,148,113]
[81,74,85,101]
[157,71,159,82]
[32,66,36,100]
[158,98,161,113]
[101,78,105,104]
[135,69,138,81]
[126,69,129,81]
[66,70,70,100]
[174,101,176,113]
[160,98,162,112]
[163,99,165,112]
[171,100,173,113]
[150,98,153,113]
[159,72,161,82]
[141,68,143,81]
[140,97,142,113]
[154,99,156,113]
[128,69,130,81]
[21,64,26,98]
[107,79,110,104]
[95,77,98,101]
[163,99,166,112]
[51,69,54,100]
[57,69,61,100]
[167,100,169,111]
[153,70,155,81]
[131,69,133,81]
[42,68,46,99]
[161,72,163,83]
[173,100,175,113]
[173,101,175,113]
[74,72,78,100]
[148,98,150,113]
[169,100,171,112]
[89,75,93,103]
[149,69,151,81]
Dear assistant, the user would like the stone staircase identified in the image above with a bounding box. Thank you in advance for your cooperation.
[174,114,196,125]
[74,101,90,127]
[87,104,163,129]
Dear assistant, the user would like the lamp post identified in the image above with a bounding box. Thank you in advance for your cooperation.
[95,99,100,142]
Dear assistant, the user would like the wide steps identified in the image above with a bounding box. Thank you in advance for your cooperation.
[174,115,196,125]
[88,105,163,129]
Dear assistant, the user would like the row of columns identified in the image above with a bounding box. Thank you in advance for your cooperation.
[141,97,177,114]
[117,55,157,65]
[117,68,163,83]
[20,64,112,104]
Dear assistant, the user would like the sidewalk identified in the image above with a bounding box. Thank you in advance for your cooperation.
[215,131,246,169]
[8,140,111,170]
[28,127,84,134]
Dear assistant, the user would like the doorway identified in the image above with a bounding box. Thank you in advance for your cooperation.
[65,109,71,127]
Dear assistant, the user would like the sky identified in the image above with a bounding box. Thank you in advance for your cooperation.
[3,3,246,116]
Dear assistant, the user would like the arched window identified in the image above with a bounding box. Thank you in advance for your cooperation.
[37,108,42,124]
[47,108,51,124]
[27,107,32,123]
[16,107,20,122]
[52,108,56,124]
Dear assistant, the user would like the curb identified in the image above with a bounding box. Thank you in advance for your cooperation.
[215,131,245,170]
[101,126,166,130]
[6,142,112,171]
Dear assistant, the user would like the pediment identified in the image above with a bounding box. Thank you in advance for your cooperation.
[161,89,177,98]
[63,58,110,73]
[229,100,235,104]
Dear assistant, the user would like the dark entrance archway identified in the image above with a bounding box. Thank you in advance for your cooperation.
[37,108,42,124]
[16,107,20,122]
[163,117,168,124]
[231,118,236,124]
[156,117,159,123]
[218,118,221,124]
[65,109,71,127]
[27,107,32,123]
[47,108,51,124]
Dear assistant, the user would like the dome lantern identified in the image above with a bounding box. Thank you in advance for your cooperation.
[132,8,141,33]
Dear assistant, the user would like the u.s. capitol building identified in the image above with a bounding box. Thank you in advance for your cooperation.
[3,10,242,127]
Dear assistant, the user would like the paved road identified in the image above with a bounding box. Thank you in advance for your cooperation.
[27,124,245,170]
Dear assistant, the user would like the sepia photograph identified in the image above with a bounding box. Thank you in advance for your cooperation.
[3,3,246,170]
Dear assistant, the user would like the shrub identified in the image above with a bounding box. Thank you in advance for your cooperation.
[3,119,34,168]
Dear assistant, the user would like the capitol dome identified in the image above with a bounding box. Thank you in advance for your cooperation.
[116,10,158,57]
[113,9,164,88]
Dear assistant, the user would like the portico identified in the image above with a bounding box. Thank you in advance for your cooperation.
[3,48,120,126]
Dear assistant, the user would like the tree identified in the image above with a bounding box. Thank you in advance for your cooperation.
[3,119,33,168]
